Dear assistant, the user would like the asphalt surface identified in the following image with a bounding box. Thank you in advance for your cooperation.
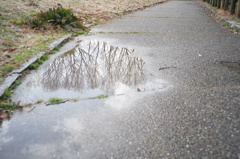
[1,0,240,158]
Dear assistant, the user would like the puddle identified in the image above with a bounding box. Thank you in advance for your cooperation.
[1,40,172,158]
[11,41,145,104]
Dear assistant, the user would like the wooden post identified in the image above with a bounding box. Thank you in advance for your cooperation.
[224,0,229,10]
[230,0,237,14]
[237,0,240,18]
[217,0,221,8]
[221,0,225,9]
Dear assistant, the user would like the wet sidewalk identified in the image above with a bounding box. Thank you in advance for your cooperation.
[1,0,240,159]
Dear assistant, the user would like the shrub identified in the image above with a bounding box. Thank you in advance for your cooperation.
[30,6,86,31]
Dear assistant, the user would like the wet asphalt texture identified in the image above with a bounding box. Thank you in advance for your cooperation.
[1,0,240,159]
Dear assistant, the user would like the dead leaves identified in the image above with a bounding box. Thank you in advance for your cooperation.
[0,112,10,119]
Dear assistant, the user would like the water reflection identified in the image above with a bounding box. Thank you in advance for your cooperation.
[38,41,145,93]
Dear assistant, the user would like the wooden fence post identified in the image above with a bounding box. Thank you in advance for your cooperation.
[230,0,237,14]
[237,0,240,18]
[221,0,225,9]
[217,0,221,8]
[224,0,229,10]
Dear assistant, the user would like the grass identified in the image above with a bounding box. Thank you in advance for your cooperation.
[29,55,49,70]
[36,100,44,104]
[97,94,109,99]
[0,101,17,115]
[10,80,21,89]
[223,21,240,33]
[223,21,231,27]
[0,88,11,100]
[13,33,64,65]
[0,65,14,72]
[0,80,21,100]
[48,98,63,104]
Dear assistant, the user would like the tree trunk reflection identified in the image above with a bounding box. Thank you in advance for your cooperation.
[39,41,145,93]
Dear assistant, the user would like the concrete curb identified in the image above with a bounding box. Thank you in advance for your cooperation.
[199,2,240,30]
[0,34,72,97]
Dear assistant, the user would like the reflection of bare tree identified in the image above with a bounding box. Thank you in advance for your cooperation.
[40,41,145,93]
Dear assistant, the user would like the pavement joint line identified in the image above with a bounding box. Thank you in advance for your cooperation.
[127,16,206,19]
[93,31,190,35]
[198,2,240,30]
[0,34,72,98]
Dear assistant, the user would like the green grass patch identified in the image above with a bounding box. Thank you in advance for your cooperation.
[72,30,88,36]
[13,53,28,65]
[10,80,21,90]
[223,21,231,27]
[48,98,63,104]
[29,63,40,70]
[0,88,11,100]
[40,54,49,61]
[0,65,13,72]
[97,94,109,99]
[29,54,49,70]
[0,80,21,100]
[0,101,17,115]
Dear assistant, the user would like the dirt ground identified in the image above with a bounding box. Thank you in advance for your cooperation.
[0,0,165,83]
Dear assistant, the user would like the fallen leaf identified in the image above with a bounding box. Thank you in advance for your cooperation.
[0,112,10,119]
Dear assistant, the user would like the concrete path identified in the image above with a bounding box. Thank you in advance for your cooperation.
[1,0,240,158]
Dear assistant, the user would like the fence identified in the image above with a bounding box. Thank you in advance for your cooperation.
[203,0,240,18]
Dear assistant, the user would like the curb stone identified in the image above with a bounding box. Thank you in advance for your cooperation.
[0,34,72,97]
[199,2,240,30]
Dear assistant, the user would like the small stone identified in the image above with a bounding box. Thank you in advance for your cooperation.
[137,88,145,92]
